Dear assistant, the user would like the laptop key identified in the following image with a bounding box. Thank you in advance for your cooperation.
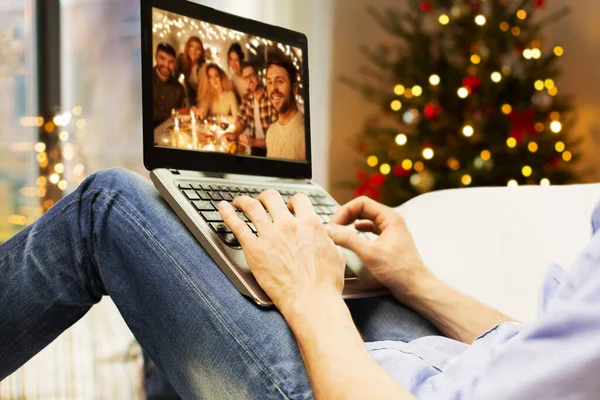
[219,233,240,247]
[192,200,215,211]
[196,190,212,201]
[183,190,200,200]
[247,222,257,233]
[190,183,203,190]
[210,192,224,201]
[200,211,224,222]
[236,211,248,222]
[221,192,234,201]
[178,183,192,189]
[210,222,232,233]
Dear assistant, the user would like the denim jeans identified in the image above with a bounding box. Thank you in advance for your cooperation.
[0,168,440,399]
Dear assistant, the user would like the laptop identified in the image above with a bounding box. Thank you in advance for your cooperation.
[141,0,388,306]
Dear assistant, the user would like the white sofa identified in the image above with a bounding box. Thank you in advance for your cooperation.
[3,183,600,397]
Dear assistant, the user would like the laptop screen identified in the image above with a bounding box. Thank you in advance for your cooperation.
[151,6,307,164]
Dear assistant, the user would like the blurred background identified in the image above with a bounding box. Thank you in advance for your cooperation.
[1,0,599,243]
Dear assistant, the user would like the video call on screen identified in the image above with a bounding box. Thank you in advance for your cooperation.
[152,7,307,162]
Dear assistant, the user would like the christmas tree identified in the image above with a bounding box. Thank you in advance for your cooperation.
[346,0,580,205]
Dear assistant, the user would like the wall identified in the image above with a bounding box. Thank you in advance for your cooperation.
[329,0,600,205]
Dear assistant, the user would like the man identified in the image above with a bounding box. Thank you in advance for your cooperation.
[264,58,306,161]
[153,43,185,128]
[227,62,277,157]
[2,168,600,399]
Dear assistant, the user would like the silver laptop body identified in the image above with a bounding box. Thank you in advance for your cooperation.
[141,0,388,306]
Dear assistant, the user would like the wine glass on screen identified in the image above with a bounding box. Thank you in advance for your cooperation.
[219,115,230,132]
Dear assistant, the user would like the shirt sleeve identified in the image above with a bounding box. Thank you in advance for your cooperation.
[432,231,600,400]
[237,97,249,126]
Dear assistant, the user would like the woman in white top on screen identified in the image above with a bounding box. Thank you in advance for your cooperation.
[227,43,248,104]
[196,63,238,119]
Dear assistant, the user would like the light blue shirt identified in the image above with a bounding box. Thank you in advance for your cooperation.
[367,203,600,399]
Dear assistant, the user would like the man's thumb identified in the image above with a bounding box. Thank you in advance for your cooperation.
[325,224,368,256]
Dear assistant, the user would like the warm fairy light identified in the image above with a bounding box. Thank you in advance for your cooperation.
[535,122,544,132]
[499,22,510,31]
[462,125,474,137]
[523,49,532,60]
[480,150,491,160]
[554,46,564,57]
[391,100,402,111]
[470,54,481,64]
[58,180,68,191]
[422,148,434,160]
[402,159,413,170]
[534,80,545,91]
[531,49,542,59]
[528,142,539,153]
[49,173,60,184]
[461,174,472,185]
[59,131,69,141]
[54,163,64,174]
[380,163,391,175]
[394,84,405,95]
[550,111,560,121]
[550,121,563,133]
[548,87,558,96]
[517,9,527,20]
[502,104,512,114]
[540,178,551,186]
[367,155,379,167]
[457,87,469,98]
[34,142,46,153]
[439,14,450,25]
[414,161,425,172]
[511,26,521,36]
[447,158,460,170]
[545,79,555,89]
[555,141,565,152]
[37,176,46,186]
[72,106,82,116]
[491,72,502,82]
[429,74,441,86]
[522,165,532,177]
[507,137,517,148]
[412,85,423,97]
[475,15,486,26]
[395,133,408,146]
[508,179,519,187]
[410,174,421,186]
[562,151,572,162]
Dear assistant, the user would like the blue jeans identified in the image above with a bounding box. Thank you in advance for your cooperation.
[0,168,440,399]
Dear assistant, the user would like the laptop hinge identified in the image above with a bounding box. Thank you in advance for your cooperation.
[169,169,181,175]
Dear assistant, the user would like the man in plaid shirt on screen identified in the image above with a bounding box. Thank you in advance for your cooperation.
[228,61,277,157]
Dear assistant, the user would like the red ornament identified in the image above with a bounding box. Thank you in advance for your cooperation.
[462,76,481,92]
[356,143,368,154]
[424,103,444,120]
[355,172,386,201]
[419,1,433,12]
[507,108,537,143]
[534,0,545,8]
[393,165,411,177]
[469,1,481,12]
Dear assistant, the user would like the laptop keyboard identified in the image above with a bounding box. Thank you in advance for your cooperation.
[178,181,359,278]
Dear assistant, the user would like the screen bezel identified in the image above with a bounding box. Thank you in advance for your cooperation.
[141,0,312,179]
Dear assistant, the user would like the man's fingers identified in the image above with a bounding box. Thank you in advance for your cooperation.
[258,190,292,222]
[218,201,255,246]
[287,193,318,220]
[324,224,371,259]
[331,196,393,230]
[354,220,381,235]
[232,195,271,232]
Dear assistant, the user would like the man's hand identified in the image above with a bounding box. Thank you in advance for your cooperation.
[238,134,254,147]
[326,196,433,302]
[218,191,345,315]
